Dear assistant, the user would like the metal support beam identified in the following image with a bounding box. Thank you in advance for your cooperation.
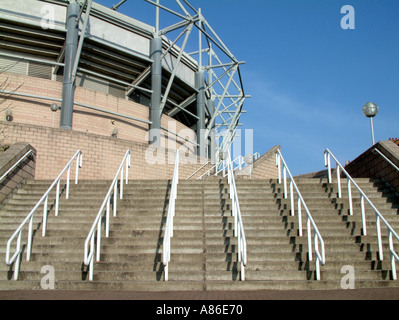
[71,0,93,82]
[60,2,79,130]
[143,0,248,164]
[52,42,66,79]
[159,23,193,115]
[149,37,162,145]
[167,93,196,118]
[112,0,127,11]
[208,98,216,163]
[196,70,206,156]
[126,66,151,96]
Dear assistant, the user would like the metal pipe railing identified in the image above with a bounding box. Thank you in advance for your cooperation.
[226,150,247,280]
[0,90,152,126]
[373,148,399,172]
[186,160,210,179]
[5,150,83,280]
[83,150,131,281]
[163,150,179,281]
[198,152,260,180]
[0,149,35,183]
[324,148,399,279]
[276,149,325,280]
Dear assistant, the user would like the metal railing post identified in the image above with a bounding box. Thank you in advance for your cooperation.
[347,179,353,215]
[336,166,341,198]
[55,180,61,217]
[290,181,294,216]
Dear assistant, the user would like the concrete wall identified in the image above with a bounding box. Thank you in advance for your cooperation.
[345,141,399,193]
[0,142,36,203]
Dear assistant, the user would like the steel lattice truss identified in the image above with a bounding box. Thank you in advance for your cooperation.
[64,0,248,165]
[145,0,249,164]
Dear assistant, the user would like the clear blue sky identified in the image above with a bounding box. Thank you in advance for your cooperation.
[95,0,399,175]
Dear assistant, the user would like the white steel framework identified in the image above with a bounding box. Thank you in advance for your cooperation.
[145,0,249,166]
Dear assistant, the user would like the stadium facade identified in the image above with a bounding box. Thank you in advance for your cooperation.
[0,0,249,179]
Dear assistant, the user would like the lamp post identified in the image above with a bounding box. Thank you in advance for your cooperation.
[50,103,60,128]
[362,102,379,145]
[244,154,254,179]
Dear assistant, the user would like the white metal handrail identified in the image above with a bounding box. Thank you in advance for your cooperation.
[199,158,227,179]
[199,152,260,179]
[0,149,35,182]
[373,148,399,172]
[5,150,83,280]
[226,150,247,280]
[324,148,399,279]
[83,150,131,281]
[276,149,326,280]
[163,150,179,281]
[186,160,210,179]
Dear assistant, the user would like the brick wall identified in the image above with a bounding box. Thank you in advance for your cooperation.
[345,141,399,193]
[1,122,210,181]
[236,145,280,179]
[0,72,196,152]
[0,142,36,202]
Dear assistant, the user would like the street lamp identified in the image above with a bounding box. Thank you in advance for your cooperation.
[50,103,60,128]
[362,102,379,145]
[244,154,254,179]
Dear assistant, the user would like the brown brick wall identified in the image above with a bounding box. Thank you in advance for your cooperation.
[0,72,196,151]
[0,142,36,202]
[345,141,399,193]
[236,145,280,179]
[0,122,209,181]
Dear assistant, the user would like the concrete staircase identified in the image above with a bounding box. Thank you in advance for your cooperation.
[288,178,399,288]
[0,177,398,291]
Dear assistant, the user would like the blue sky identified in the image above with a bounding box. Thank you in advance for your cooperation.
[95,0,399,175]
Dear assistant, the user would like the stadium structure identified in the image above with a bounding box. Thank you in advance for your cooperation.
[1,0,399,295]
[0,0,250,178]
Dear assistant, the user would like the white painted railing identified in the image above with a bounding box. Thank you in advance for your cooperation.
[199,152,260,179]
[324,148,399,279]
[5,150,83,280]
[163,150,179,281]
[373,148,399,172]
[226,150,247,280]
[83,150,131,281]
[276,149,325,280]
[0,149,35,183]
[186,160,210,179]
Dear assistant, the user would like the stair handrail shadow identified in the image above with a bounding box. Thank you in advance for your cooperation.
[5,150,83,280]
[83,149,131,281]
[276,149,326,280]
[324,148,399,280]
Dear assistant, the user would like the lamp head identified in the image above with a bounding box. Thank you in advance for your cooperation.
[50,103,60,112]
[362,102,379,118]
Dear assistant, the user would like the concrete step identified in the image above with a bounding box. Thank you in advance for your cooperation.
[204,279,399,291]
